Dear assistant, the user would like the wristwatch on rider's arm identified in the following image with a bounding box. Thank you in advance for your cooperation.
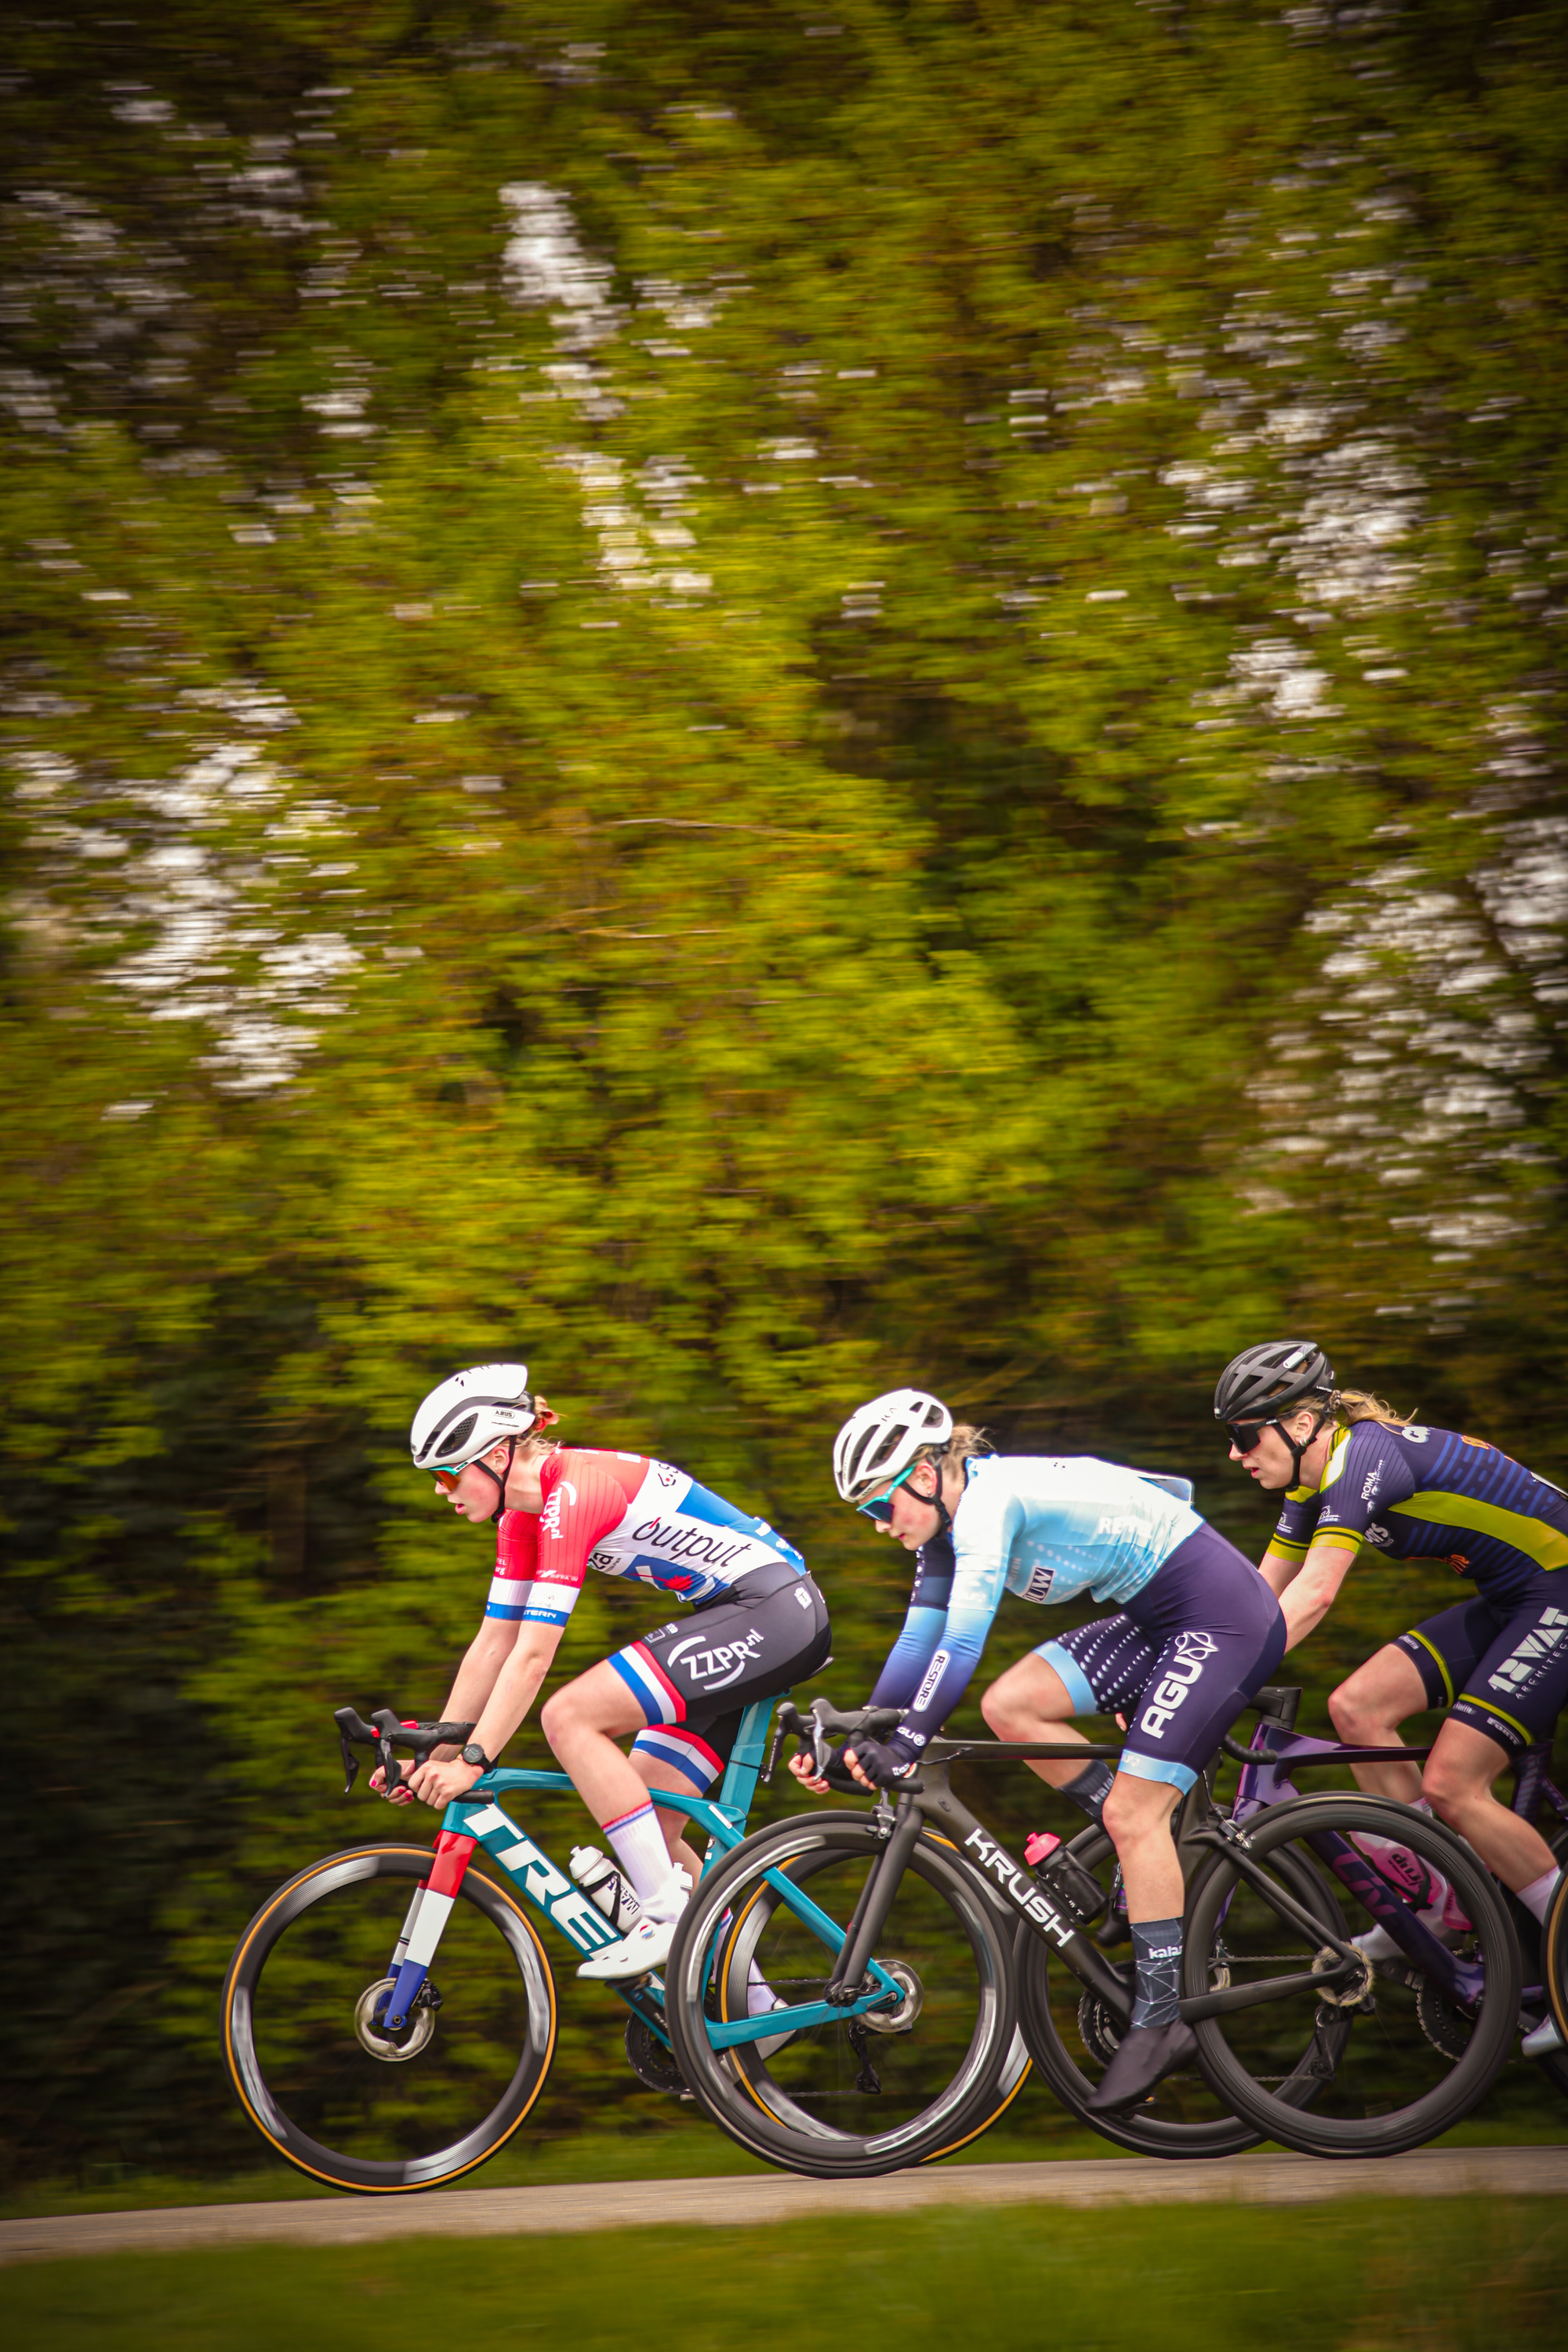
[460,1742,494,1770]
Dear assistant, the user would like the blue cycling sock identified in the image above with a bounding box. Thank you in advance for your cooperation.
[1062,1760,1115,1824]
[1129,1915,1184,2029]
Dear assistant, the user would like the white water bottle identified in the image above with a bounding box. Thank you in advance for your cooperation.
[570,1845,641,1931]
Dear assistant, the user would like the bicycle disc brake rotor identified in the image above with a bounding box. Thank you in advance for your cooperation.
[861,1958,924,2034]
[353,1976,436,2063]
[1311,1944,1376,2010]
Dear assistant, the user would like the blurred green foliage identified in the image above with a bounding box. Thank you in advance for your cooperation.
[3,1,1567,2179]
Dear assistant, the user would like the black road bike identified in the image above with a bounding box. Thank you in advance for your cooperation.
[665,1688,1523,2172]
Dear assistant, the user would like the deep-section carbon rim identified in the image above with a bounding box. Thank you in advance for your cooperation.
[221,1843,557,2193]
[665,1813,1016,2178]
[1184,1793,1521,2158]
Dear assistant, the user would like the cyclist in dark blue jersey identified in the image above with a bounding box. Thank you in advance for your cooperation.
[1217,1340,1566,2056]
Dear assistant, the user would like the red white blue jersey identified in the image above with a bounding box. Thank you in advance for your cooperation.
[485,1447,806,1628]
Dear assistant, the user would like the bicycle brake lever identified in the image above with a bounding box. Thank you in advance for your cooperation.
[339,1724,360,1797]
[375,1734,403,1797]
[762,1717,786,1786]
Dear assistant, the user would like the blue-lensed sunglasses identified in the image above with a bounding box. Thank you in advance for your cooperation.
[858,1463,920,1522]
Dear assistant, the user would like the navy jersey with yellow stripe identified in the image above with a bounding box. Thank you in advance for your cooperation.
[1272,1421,1568,1607]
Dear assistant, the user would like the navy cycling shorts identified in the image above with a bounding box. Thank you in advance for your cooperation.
[1396,1585,1568,1759]
[1035,1523,1286,1793]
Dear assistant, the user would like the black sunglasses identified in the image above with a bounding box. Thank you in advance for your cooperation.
[1225,1420,1276,1454]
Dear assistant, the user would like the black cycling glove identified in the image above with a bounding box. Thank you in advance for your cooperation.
[846,1731,921,1787]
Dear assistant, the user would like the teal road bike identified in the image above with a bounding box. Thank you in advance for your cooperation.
[221,1697,1031,2193]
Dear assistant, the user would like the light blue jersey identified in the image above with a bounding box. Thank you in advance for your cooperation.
[953,1454,1202,1614]
[868,1455,1203,1746]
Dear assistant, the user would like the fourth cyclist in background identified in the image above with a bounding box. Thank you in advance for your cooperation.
[1217,1338,1567,2061]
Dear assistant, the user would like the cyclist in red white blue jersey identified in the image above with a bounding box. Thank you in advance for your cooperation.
[1218,1339,1566,2056]
[376,1364,829,1977]
[797,1388,1287,2115]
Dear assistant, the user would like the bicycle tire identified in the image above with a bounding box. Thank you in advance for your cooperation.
[1012,1820,1270,2160]
[1184,1794,1521,2158]
[665,1811,1016,2178]
[1539,1824,1568,2076]
[222,1842,557,2193]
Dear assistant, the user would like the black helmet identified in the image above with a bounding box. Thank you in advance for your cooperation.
[1214,1341,1334,1426]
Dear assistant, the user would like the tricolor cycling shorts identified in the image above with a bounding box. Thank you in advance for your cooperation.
[1396,1582,1568,1759]
[1033,1523,1286,1794]
[612,1558,832,1796]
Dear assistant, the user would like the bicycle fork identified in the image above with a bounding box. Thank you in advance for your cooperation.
[379,1830,477,2032]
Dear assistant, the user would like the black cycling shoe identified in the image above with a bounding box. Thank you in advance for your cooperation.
[1085,2020,1198,2114]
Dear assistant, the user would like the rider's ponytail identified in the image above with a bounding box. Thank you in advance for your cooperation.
[916,1422,993,1476]
[1329,1388,1412,1429]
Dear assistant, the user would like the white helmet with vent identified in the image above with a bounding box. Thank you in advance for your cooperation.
[833,1388,953,1507]
[410,1363,543,1472]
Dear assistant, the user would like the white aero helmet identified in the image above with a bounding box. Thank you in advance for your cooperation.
[410,1363,544,1472]
[833,1387,953,1507]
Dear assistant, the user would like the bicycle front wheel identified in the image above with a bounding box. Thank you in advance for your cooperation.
[222,1842,557,2193]
[665,1813,1016,2178]
[1184,1795,1521,2158]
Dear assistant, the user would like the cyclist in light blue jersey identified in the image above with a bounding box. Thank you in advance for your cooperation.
[800,1388,1286,2114]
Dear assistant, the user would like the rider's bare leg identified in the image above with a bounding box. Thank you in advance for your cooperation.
[1327,1645,1428,1802]
[1421,1718,1560,1893]
[541,1662,700,1889]
[1101,1772,1185,1923]
[982,1653,1094,1790]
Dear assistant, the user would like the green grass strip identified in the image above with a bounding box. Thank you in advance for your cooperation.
[5,2197,1566,2352]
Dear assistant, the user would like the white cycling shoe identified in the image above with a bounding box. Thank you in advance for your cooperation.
[578,1867,691,1981]
[1522,2013,1564,2060]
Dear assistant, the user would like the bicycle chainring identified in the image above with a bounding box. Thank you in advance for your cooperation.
[624,2015,691,2099]
[1076,1991,1122,2069]
[1414,1975,1472,2061]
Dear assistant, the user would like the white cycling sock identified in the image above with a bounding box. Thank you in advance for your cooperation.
[603,1799,676,1903]
[746,1960,779,2016]
[1518,1865,1563,1926]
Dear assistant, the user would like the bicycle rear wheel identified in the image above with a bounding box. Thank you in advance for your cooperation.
[1013,1824,1262,2159]
[665,1813,1016,2178]
[1185,1795,1521,2158]
[222,1842,557,2193]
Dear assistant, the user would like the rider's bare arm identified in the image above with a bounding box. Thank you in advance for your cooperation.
[430,1617,527,1759]
[1276,1532,1360,1650]
[1258,1543,1308,1596]
[466,1621,564,1762]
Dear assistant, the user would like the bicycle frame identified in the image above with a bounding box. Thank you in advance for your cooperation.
[369,1697,904,2049]
[691,1739,1138,2038]
[1228,1701,1567,2009]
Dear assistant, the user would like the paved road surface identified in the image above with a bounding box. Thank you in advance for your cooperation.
[3,2145,1565,2267]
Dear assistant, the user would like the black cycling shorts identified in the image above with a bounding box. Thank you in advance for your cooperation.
[1396,1584,1568,1759]
[613,1559,832,1791]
